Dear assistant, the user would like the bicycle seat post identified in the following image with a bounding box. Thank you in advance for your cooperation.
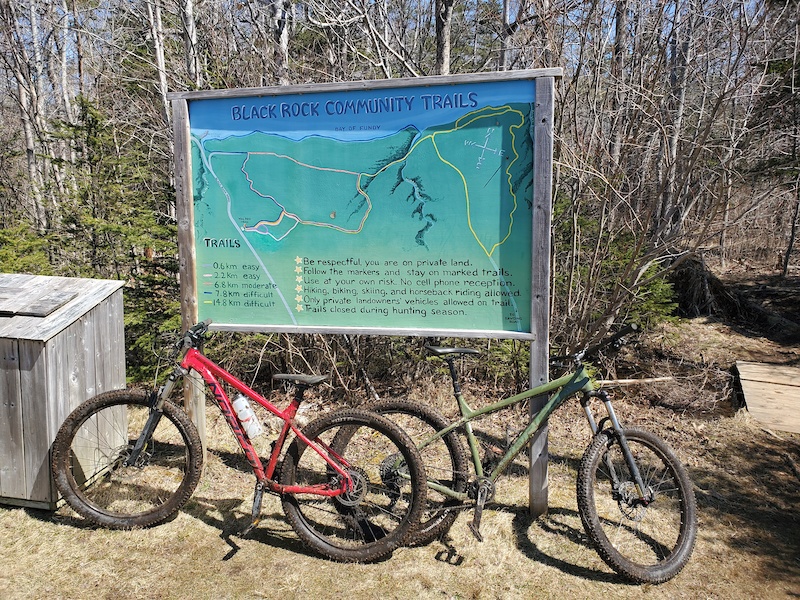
[444,357,462,396]
[292,383,309,404]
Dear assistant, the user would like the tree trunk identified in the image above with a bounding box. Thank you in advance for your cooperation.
[609,0,628,166]
[146,0,171,126]
[270,0,291,85]
[434,0,454,75]
[783,181,800,278]
[661,1,692,238]
[499,0,511,71]
[181,0,203,89]
[0,0,46,229]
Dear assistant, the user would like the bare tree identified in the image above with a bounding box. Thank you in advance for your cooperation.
[0,0,797,351]
[180,0,203,89]
[545,0,797,345]
[0,0,46,228]
[0,0,80,230]
[434,0,454,74]
[145,0,171,125]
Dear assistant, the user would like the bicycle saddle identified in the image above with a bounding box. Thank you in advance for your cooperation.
[424,345,481,357]
[273,374,329,387]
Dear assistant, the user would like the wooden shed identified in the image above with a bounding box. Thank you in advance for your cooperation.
[0,273,125,509]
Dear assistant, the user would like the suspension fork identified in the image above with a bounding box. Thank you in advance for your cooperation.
[125,365,187,467]
[581,389,652,503]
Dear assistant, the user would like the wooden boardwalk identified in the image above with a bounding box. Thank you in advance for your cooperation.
[736,361,800,435]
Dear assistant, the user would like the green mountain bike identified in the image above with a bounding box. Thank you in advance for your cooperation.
[371,326,697,583]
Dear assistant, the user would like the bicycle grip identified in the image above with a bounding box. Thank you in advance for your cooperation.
[194,319,212,332]
[177,320,213,350]
[584,323,639,358]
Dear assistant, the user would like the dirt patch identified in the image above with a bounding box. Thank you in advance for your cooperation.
[671,258,800,348]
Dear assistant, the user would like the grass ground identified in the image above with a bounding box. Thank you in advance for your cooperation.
[1,314,798,599]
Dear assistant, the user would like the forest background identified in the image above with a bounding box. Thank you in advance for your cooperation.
[0,0,798,386]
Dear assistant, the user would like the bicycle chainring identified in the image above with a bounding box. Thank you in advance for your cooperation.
[468,477,496,503]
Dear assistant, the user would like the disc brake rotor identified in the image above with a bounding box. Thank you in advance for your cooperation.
[616,481,648,521]
[336,467,368,507]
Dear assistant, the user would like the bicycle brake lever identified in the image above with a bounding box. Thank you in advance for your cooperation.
[181,320,213,350]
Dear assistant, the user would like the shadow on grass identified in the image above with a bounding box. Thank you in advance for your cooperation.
[511,505,628,584]
[26,506,103,530]
[187,446,399,564]
[182,493,309,561]
[424,499,626,584]
[689,430,800,588]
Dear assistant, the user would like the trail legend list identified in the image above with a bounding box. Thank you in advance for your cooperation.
[199,261,278,309]
[198,253,527,332]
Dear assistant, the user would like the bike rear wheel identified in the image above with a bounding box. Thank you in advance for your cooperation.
[369,399,469,545]
[280,409,426,562]
[577,428,697,583]
[51,389,204,529]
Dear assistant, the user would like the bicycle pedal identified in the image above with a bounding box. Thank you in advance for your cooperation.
[238,517,261,537]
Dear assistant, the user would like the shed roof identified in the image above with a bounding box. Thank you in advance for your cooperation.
[0,273,125,342]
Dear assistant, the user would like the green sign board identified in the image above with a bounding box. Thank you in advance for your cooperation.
[174,71,556,339]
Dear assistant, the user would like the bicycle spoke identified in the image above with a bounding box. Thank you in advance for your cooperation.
[281,409,425,562]
[51,390,203,529]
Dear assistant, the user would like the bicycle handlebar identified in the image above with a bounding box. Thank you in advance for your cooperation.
[550,323,639,367]
[581,323,638,360]
[173,319,213,355]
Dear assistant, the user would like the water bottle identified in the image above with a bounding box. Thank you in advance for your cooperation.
[232,394,264,438]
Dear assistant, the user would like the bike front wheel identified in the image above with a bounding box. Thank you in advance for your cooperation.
[51,389,204,529]
[577,428,697,583]
[280,408,426,562]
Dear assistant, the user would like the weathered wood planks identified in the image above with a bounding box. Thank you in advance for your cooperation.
[0,273,126,508]
[736,361,800,435]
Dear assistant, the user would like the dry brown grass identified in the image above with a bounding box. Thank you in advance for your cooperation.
[2,318,799,599]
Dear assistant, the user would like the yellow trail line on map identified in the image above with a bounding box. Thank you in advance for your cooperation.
[434,106,523,258]
[241,105,525,256]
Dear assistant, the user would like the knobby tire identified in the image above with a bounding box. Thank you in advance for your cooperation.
[368,399,469,546]
[280,409,426,562]
[577,428,697,583]
[51,389,204,529]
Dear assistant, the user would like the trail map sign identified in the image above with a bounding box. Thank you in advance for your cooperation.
[169,70,558,340]
[170,69,560,515]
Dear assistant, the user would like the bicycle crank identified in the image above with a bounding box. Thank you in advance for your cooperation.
[239,481,265,537]
[467,478,495,542]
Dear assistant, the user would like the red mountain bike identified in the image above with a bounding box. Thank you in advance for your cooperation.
[51,320,426,562]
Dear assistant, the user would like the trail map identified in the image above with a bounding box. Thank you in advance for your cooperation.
[188,78,538,335]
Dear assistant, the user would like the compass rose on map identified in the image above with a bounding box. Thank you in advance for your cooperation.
[464,127,505,170]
